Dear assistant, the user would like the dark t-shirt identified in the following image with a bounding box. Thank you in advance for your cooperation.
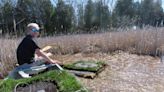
[17,35,40,65]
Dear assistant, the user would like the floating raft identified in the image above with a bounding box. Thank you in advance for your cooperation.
[63,61,107,79]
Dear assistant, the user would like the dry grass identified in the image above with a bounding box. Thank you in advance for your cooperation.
[1,27,164,77]
[38,27,164,55]
[0,38,20,77]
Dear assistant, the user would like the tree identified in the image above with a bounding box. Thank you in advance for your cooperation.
[114,0,135,18]
[53,0,75,34]
[16,0,54,35]
[83,0,111,32]
[133,1,142,27]
[37,0,55,34]
[140,0,163,26]
[113,0,137,27]
[95,1,111,29]
[77,4,84,29]
[0,0,14,34]
[84,0,94,32]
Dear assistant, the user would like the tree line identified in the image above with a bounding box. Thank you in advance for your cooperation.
[0,0,163,35]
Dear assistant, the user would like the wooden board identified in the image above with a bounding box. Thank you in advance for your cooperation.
[41,46,53,52]
[64,61,107,79]
[67,70,96,79]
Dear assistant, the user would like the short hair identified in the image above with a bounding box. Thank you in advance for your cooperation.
[27,23,40,30]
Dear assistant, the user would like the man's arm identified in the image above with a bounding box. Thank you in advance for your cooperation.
[35,49,60,64]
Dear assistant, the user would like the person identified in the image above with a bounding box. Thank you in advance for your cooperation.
[17,23,61,65]
[8,23,62,79]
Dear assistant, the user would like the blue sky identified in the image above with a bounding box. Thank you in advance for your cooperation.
[162,0,164,9]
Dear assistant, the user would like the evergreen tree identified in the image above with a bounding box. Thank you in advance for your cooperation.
[95,1,110,29]
[53,0,75,34]
[77,4,84,29]
[84,0,94,32]
[140,0,163,26]
[16,0,54,34]
[114,0,135,18]
[113,0,137,27]
[0,0,14,34]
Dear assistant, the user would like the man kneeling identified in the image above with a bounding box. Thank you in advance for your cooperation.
[8,23,62,79]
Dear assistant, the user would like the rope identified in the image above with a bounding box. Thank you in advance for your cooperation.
[14,82,31,92]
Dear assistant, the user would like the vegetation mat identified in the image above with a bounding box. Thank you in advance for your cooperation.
[63,61,107,79]
[0,70,88,92]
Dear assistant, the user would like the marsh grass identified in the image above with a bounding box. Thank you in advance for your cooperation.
[1,27,164,77]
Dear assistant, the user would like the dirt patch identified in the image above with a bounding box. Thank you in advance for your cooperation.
[52,51,164,92]
[15,81,58,92]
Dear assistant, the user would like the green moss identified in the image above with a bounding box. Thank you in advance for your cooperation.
[64,60,106,72]
[0,70,88,92]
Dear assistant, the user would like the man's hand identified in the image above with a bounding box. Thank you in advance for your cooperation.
[35,49,63,65]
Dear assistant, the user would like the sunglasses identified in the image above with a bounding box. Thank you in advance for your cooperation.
[32,28,40,32]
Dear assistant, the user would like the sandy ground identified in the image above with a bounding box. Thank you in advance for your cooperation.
[53,51,164,92]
